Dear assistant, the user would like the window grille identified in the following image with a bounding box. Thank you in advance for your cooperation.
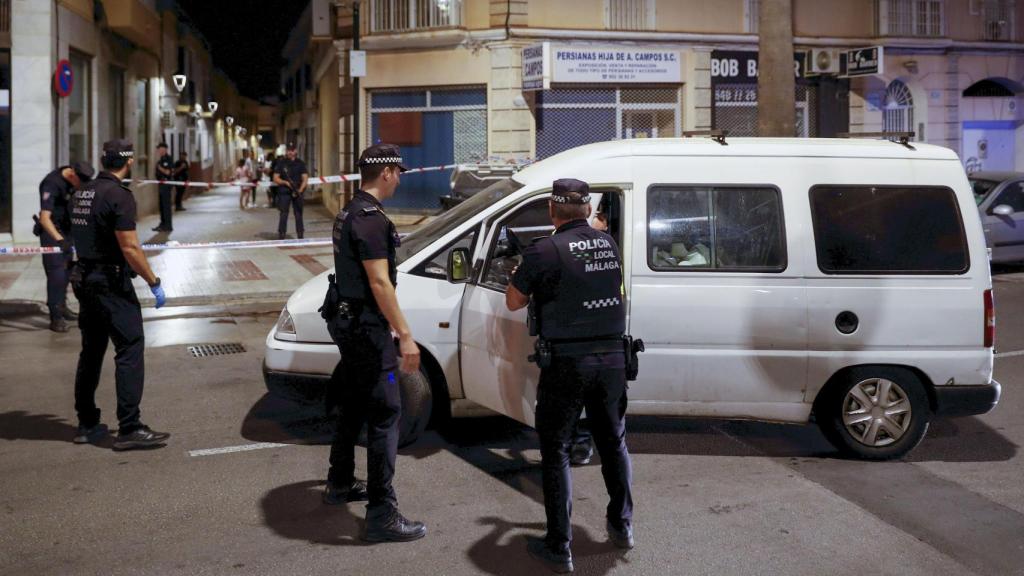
[369,0,462,33]
[983,0,1014,40]
[606,0,654,31]
[878,0,944,37]
[883,80,915,137]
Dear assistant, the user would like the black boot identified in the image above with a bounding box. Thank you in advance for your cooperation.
[607,520,634,549]
[527,536,574,573]
[363,510,427,543]
[323,479,369,505]
[113,425,170,451]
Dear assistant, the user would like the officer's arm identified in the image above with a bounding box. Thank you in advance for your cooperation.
[115,230,159,287]
[363,259,420,374]
[38,210,64,243]
[506,284,529,311]
[273,173,291,189]
[299,173,309,194]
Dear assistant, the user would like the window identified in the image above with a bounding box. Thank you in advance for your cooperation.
[108,66,125,140]
[969,177,1000,205]
[482,199,555,290]
[991,181,1024,213]
[983,0,1015,41]
[606,0,655,31]
[879,0,944,37]
[883,80,914,135]
[68,51,92,164]
[369,0,462,33]
[648,186,786,271]
[412,226,478,279]
[810,186,968,274]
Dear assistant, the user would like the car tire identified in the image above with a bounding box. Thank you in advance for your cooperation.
[397,368,433,448]
[816,366,930,460]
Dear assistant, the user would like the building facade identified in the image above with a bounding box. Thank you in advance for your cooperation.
[325,0,1024,210]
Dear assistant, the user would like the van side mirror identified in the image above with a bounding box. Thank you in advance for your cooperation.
[446,247,471,284]
[993,204,1015,216]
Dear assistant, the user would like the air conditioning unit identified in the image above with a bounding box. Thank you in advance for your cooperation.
[807,49,840,76]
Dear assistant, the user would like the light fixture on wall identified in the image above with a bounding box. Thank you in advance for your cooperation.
[902,60,919,74]
[172,74,187,93]
[208,101,219,114]
[257,134,263,142]
[225,116,235,126]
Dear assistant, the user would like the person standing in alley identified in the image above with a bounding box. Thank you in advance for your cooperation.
[173,151,190,212]
[153,142,174,232]
[272,142,308,239]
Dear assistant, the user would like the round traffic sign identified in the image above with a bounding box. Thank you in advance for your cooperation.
[54,60,74,98]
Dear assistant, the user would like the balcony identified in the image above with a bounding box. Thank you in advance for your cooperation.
[367,0,462,34]
[101,0,161,55]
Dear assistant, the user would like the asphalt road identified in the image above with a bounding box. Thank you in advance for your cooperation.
[1,271,1023,575]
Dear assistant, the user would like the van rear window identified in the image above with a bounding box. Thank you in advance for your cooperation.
[810,186,969,274]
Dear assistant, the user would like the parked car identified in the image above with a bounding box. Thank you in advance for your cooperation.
[968,171,1024,264]
[265,138,1000,460]
[439,163,521,211]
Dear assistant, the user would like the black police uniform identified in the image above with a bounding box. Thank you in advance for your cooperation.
[156,152,174,230]
[173,157,190,210]
[70,170,147,434]
[326,189,402,518]
[38,167,77,321]
[276,155,308,239]
[512,211,634,556]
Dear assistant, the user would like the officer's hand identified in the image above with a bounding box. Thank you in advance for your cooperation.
[150,283,167,309]
[398,334,420,374]
[58,238,73,254]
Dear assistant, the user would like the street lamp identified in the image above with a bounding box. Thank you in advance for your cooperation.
[172,74,187,93]
[225,116,234,126]
[208,101,218,114]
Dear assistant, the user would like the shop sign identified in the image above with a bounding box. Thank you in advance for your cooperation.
[523,43,682,90]
[522,43,549,91]
[710,50,806,84]
[840,46,884,78]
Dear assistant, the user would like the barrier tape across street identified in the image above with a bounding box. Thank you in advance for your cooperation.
[0,237,333,256]
[123,163,462,189]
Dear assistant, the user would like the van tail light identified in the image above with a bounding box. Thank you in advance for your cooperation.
[984,289,995,349]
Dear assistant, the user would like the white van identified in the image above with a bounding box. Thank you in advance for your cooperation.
[264,138,1000,460]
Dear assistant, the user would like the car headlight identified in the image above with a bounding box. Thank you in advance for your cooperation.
[274,307,297,341]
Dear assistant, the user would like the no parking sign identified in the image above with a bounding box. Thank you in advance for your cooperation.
[53,59,73,98]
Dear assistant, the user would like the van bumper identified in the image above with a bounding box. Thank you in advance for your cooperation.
[262,360,330,404]
[933,381,1001,417]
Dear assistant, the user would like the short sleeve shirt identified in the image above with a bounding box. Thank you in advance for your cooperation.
[39,167,74,237]
[277,157,308,190]
[350,196,391,261]
[511,231,564,305]
[157,154,174,180]
[173,159,189,178]
[71,172,137,264]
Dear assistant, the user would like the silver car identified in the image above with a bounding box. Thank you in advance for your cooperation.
[969,171,1024,264]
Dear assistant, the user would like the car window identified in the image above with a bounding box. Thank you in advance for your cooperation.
[969,178,999,206]
[647,186,786,271]
[992,181,1024,213]
[481,199,554,291]
[410,226,478,280]
[810,185,968,274]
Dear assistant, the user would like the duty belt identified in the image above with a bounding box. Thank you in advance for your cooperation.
[548,338,624,357]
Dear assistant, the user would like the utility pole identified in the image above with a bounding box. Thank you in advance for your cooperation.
[757,0,795,137]
[352,1,360,183]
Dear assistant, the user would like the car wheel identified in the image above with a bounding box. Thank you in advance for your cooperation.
[397,368,433,447]
[816,366,930,460]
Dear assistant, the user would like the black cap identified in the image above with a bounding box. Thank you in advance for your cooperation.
[286,142,297,150]
[358,143,408,172]
[551,178,590,204]
[102,139,134,160]
[72,161,95,182]
[157,142,168,149]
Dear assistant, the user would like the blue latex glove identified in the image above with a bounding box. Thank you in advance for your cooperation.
[150,283,166,309]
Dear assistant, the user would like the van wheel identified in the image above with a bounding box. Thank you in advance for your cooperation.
[397,368,433,448]
[816,367,930,460]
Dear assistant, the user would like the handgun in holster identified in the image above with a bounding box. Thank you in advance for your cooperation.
[623,335,645,381]
[319,273,341,320]
[528,338,553,369]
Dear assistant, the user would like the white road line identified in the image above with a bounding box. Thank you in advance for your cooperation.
[995,349,1024,359]
[188,442,290,457]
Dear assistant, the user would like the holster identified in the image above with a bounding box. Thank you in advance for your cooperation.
[68,262,84,291]
[528,338,553,369]
[319,274,341,320]
[623,335,645,381]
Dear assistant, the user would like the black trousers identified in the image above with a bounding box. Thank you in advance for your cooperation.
[535,353,633,553]
[158,184,173,229]
[42,247,72,320]
[277,192,304,238]
[174,186,187,209]
[326,310,400,519]
[72,270,145,432]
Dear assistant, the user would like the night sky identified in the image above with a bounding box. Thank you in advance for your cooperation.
[175,0,308,100]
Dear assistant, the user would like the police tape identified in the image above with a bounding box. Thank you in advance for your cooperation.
[0,237,333,256]
[122,163,463,189]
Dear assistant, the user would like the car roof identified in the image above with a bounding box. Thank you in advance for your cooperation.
[515,137,962,184]
[967,171,1023,182]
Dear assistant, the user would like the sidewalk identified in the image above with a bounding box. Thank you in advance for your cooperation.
[0,186,432,309]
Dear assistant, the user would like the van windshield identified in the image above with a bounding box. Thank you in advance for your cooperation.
[396,177,525,264]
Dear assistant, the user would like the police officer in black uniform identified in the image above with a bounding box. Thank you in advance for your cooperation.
[507,178,634,573]
[320,143,426,543]
[37,161,94,332]
[272,142,308,239]
[69,139,171,450]
[173,151,190,211]
[153,142,174,232]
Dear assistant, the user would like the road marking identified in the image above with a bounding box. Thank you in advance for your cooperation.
[995,349,1024,359]
[188,442,290,457]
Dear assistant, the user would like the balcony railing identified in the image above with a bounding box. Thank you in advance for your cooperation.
[982,0,1015,41]
[368,0,462,34]
[607,0,654,31]
[877,0,944,37]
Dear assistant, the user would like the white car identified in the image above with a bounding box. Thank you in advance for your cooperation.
[265,137,1000,459]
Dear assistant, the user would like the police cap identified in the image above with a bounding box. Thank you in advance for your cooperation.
[286,141,298,151]
[551,178,590,204]
[358,143,409,172]
[102,139,134,160]
[72,161,96,182]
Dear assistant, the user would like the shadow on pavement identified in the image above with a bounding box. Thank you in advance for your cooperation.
[259,479,367,547]
[0,301,50,332]
[239,393,335,445]
[0,411,78,442]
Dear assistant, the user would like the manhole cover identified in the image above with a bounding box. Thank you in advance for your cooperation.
[187,343,246,358]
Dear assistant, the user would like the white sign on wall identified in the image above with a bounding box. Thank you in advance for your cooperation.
[0,90,9,109]
[522,43,682,90]
[350,50,367,78]
[522,43,549,91]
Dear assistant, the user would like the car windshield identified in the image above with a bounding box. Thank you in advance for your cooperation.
[969,178,1000,206]
[396,177,525,264]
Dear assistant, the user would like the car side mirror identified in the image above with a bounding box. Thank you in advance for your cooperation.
[446,247,471,284]
[993,204,1015,216]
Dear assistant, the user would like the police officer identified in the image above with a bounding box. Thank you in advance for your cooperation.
[153,142,174,232]
[320,143,426,543]
[272,142,308,239]
[507,178,634,573]
[173,151,190,211]
[37,161,94,332]
[69,139,171,450]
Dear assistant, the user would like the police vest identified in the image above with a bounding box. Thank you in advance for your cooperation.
[538,223,625,341]
[70,174,129,266]
[332,193,398,304]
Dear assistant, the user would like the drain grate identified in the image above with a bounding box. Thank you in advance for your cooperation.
[187,343,246,358]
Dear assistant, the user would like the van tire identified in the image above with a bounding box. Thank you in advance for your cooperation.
[816,366,930,460]
[397,368,433,448]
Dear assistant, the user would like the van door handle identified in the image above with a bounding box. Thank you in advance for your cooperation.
[835,311,859,335]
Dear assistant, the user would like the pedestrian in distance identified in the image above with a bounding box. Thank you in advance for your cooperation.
[272,142,308,239]
[36,161,95,333]
[69,139,171,451]
[235,158,253,210]
[506,178,635,574]
[319,142,426,543]
[242,149,256,208]
[173,151,190,211]
[153,142,174,232]
[264,152,277,208]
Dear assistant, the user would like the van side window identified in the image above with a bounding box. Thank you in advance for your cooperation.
[647,186,786,272]
[482,199,554,291]
[810,186,969,274]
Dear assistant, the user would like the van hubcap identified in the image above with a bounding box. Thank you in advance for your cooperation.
[842,378,912,447]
